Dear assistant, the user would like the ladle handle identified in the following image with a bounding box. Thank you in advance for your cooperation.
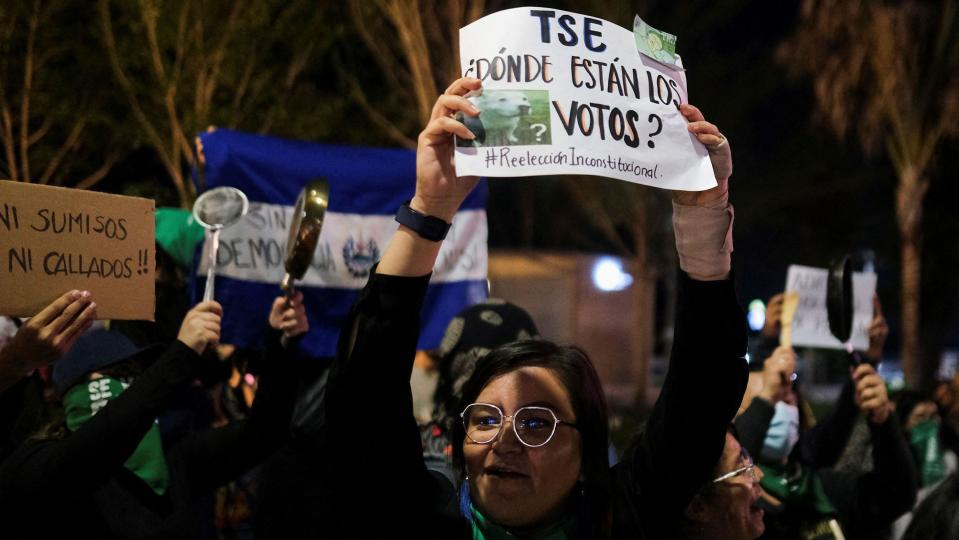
[203,228,221,303]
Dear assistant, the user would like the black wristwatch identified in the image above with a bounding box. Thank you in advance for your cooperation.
[394,201,451,242]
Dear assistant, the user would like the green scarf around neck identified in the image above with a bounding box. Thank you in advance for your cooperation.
[470,503,577,540]
[63,376,170,496]
[909,419,948,488]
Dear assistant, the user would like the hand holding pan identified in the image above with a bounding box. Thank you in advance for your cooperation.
[193,187,250,302]
[281,179,329,299]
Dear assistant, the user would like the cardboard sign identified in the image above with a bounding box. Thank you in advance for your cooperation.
[454,7,716,190]
[784,264,876,351]
[0,181,155,320]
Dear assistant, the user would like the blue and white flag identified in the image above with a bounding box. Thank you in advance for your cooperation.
[192,129,488,358]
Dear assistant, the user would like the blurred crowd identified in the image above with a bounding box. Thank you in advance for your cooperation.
[2,77,957,540]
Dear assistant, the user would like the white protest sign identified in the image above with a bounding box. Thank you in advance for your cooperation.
[454,7,716,190]
[784,264,877,351]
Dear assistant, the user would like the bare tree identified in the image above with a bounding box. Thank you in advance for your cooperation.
[0,0,123,188]
[779,0,959,388]
[342,0,493,148]
[97,0,332,207]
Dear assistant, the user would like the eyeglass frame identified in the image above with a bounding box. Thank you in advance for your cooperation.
[460,402,578,448]
[712,445,759,484]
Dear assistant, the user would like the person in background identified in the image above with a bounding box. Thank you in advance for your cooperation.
[421,299,540,481]
[900,472,959,540]
[736,342,917,539]
[0,293,306,538]
[682,427,766,540]
[111,207,204,350]
[0,291,97,464]
[0,290,97,394]
[889,389,958,538]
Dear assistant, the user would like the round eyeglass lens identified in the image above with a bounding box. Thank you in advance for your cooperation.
[463,404,503,444]
[513,407,558,446]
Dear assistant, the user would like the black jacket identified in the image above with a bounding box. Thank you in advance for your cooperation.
[735,378,917,540]
[0,330,297,539]
[323,270,747,539]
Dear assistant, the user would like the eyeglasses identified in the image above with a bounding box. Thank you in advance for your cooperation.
[712,446,759,485]
[460,403,578,448]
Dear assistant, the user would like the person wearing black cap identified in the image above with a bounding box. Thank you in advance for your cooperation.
[421,299,540,481]
[0,294,307,538]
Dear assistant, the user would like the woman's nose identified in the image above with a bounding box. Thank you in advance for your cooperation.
[491,417,523,453]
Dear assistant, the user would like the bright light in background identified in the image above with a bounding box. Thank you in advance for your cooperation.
[591,257,633,292]
[747,299,766,332]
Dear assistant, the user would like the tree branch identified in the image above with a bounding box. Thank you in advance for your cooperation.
[98,0,189,206]
[74,150,121,190]
[561,177,632,255]
[38,115,86,185]
[0,103,17,181]
[19,0,39,182]
[26,115,51,147]
[348,0,407,94]
[385,0,436,125]
[199,0,243,118]
[138,0,167,82]
[340,68,416,148]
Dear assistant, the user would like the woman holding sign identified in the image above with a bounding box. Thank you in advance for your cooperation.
[323,76,751,539]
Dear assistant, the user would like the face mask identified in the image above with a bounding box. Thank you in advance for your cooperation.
[63,376,169,495]
[761,402,800,464]
[909,419,947,488]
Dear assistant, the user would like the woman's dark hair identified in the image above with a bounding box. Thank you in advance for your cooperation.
[902,472,959,540]
[896,390,933,427]
[450,339,611,537]
[97,360,144,381]
[678,425,739,539]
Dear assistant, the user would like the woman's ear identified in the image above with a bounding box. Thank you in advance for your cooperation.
[684,493,708,524]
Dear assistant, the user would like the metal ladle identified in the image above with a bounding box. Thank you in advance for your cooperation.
[192,186,249,302]
[281,178,329,298]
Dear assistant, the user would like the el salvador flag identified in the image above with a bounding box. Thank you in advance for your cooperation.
[191,129,488,358]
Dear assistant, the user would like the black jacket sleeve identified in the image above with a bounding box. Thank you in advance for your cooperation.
[798,377,858,467]
[612,273,748,538]
[818,417,918,536]
[324,271,462,537]
[0,341,199,498]
[169,328,298,492]
[734,396,776,459]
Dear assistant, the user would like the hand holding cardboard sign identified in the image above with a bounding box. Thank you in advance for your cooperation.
[413,77,483,223]
[0,290,97,392]
[177,301,222,354]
